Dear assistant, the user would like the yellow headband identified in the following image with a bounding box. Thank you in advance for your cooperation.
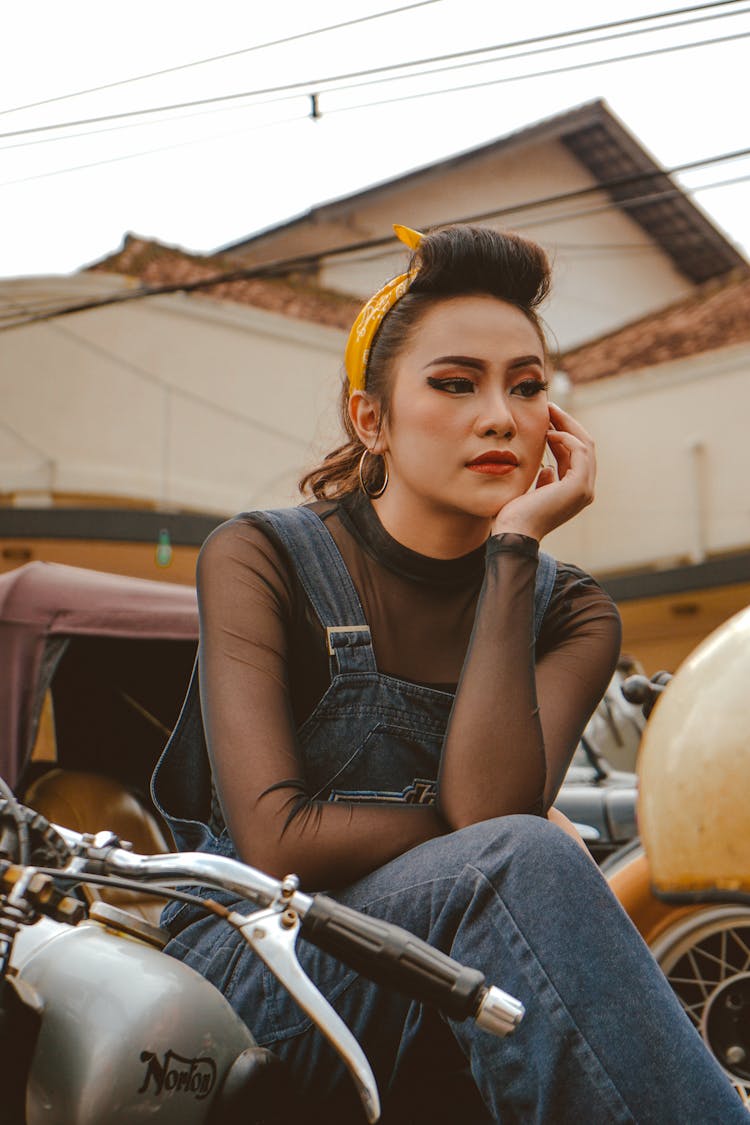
[345,224,423,394]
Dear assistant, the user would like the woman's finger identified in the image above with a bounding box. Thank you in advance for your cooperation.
[546,430,575,479]
[548,402,595,449]
[545,432,596,509]
[535,466,556,490]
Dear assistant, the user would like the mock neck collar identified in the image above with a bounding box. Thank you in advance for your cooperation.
[339,490,487,587]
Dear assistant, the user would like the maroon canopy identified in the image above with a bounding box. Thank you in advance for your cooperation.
[0,562,198,787]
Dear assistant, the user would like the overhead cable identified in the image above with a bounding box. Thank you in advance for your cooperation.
[0,1,444,119]
[310,3,750,104]
[1,0,746,143]
[0,111,303,190]
[328,27,750,116]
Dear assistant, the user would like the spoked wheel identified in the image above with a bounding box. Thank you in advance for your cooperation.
[606,844,750,1112]
[651,908,750,1111]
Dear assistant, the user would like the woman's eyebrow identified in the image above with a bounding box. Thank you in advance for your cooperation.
[425,355,485,371]
[425,354,544,372]
[508,355,544,370]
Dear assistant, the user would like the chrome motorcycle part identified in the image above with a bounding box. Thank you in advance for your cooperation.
[35,824,524,1122]
[475,985,525,1037]
[232,904,380,1124]
[10,914,258,1124]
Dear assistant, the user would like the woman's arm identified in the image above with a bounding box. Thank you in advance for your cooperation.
[436,537,621,827]
[437,403,619,828]
[197,518,446,889]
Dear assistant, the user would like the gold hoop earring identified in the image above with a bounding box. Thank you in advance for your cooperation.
[358,448,388,498]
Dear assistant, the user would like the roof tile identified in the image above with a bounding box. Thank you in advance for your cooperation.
[88,235,361,330]
[560,271,750,382]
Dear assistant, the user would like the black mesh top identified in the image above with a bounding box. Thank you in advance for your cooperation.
[195,490,621,888]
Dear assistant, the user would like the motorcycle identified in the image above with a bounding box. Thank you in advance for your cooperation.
[605,606,750,1112]
[0,783,523,1124]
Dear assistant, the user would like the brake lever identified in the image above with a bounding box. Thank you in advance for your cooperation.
[228,903,380,1124]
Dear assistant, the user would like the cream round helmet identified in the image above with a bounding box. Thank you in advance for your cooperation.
[638,603,750,903]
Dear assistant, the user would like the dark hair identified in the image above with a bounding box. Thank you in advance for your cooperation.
[299,224,551,499]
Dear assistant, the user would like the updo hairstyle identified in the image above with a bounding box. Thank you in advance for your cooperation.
[299,224,551,499]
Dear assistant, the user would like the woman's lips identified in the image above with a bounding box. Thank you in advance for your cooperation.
[466,452,519,476]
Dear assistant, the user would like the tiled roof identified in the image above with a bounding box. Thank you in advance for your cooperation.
[88,235,361,330]
[560,271,750,383]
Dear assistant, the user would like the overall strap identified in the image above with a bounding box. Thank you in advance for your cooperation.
[255,506,377,676]
[534,551,557,641]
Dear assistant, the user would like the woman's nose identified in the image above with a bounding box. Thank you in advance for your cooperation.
[474,390,516,439]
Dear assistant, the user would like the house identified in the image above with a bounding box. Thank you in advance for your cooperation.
[220,99,747,351]
[0,238,357,582]
[548,271,750,671]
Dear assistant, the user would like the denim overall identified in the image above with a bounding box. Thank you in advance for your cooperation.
[152,505,556,867]
[152,508,746,1124]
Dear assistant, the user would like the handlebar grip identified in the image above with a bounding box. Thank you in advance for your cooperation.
[301,894,486,1022]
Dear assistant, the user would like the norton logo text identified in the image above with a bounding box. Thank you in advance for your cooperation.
[138,1049,217,1100]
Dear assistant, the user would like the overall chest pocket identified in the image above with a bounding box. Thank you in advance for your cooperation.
[303,718,445,806]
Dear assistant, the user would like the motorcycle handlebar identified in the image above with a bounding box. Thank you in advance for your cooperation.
[301,895,523,1035]
[620,672,672,718]
[3,799,522,1123]
[57,831,523,1036]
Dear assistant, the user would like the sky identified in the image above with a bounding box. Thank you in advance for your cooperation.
[2,0,750,279]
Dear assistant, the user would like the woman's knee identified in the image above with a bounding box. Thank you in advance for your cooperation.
[457,812,596,889]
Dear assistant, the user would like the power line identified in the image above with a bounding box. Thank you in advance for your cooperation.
[311,3,750,104]
[2,148,748,332]
[0,96,287,154]
[0,1,444,119]
[510,169,750,232]
[1,0,745,143]
[5,2,748,157]
[329,27,750,116]
[0,111,302,191]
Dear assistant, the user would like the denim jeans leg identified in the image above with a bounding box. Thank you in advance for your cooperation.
[319,816,745,1123]
[401,815,745,1124]
[166,815,746,1124]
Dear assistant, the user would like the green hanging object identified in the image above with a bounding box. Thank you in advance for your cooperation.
[155,527,173,568]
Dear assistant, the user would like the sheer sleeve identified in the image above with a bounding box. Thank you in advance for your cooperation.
[196,518,445,889]
[437,534,621,827]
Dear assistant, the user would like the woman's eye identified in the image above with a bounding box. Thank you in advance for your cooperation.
[511,378,548,399]
[426,376,476,394]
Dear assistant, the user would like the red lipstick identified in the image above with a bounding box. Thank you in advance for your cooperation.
[466,451,519,475]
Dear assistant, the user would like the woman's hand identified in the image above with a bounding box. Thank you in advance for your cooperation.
[491,403,596,541]
[547,807,596,860]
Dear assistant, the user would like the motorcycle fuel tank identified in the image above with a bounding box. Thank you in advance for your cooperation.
[10,912,257,1124]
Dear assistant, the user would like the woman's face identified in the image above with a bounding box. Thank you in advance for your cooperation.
[373,295,550,539]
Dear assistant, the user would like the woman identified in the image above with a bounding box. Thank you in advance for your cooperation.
[154,224,744,1123]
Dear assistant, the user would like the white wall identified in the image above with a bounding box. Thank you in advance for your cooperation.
[1,275,347,515]
[545,343,750,574]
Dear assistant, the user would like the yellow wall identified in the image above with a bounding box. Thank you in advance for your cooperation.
[619,581,750,675]
[0,537,199,586]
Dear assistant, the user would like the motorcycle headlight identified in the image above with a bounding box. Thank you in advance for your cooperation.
[638,604,750,904]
